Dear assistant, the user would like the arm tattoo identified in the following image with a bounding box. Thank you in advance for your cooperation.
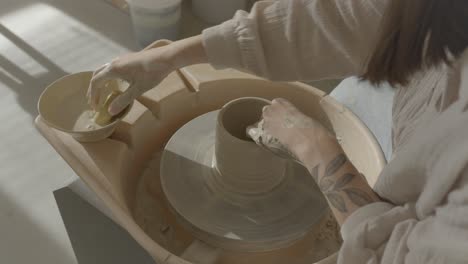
[333,173,355,190]
[324,153,347,177]
[343,188,373,206]
[319,178,334,192]
[326,193,347,213]
[316,153,373,213]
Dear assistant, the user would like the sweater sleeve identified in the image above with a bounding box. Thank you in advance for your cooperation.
[202,0,388,81]
[338,187,468,264]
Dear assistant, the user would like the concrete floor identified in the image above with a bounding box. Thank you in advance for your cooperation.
[0,1,344,263]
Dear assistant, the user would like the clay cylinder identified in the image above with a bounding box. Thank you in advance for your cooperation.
[214,97,287,195]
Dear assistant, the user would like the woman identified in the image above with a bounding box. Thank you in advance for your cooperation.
[88,0,468,263]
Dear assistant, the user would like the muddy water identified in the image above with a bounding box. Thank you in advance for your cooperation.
[72,110,104,131]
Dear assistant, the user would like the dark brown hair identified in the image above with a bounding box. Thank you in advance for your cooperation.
[362,0,468,86]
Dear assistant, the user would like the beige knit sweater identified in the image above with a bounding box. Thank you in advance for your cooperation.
[201,0,468,263]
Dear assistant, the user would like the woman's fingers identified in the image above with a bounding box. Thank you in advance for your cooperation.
[108,85,135,115]
[87,63,116,109]
[271,98,289,106]
[272,98,298,113]
[263,98,290,119]
[87,64,107,104]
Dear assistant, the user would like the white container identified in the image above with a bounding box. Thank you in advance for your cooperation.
[192,0,247,24]
[128,0,182,47]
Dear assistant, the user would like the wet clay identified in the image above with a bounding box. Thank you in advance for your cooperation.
[247,120,299,161]
[159,98,329,252]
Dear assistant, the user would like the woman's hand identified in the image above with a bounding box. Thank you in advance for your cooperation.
[249,98,381,224]
[249,98,334,162]
[87,36,207,115]
[87,47,174,115]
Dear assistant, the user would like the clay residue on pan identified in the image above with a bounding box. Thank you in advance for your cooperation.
[133,151,195,255]
[135,152,342,263]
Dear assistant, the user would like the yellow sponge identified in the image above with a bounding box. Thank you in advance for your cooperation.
[93,90,122,126]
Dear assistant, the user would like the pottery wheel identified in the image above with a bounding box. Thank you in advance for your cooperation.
[160,110,328,252]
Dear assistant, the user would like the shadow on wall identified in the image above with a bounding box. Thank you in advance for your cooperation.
[0,24,68,117]
[0,0,138,51]
[45,0,138,50]
[0,0,135,118]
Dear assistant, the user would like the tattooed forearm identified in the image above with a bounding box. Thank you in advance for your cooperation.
[309,153,379,222]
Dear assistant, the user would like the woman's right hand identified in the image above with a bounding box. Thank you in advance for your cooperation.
[87,45,175,115]
[248,98,335,162]
[87,36,208,115]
